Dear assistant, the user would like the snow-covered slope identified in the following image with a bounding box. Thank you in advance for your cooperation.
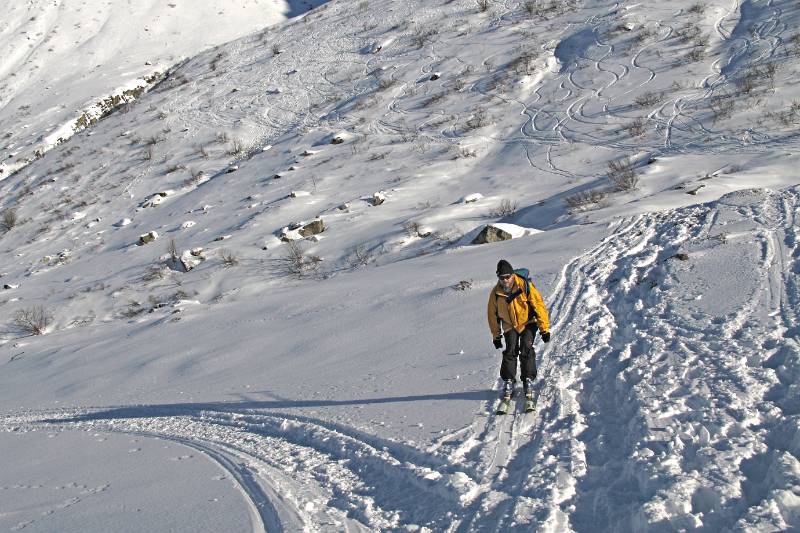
[1,0,799,530]
[0,0,327,177]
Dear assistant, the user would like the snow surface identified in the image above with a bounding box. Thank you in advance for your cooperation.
[1,0,800,530]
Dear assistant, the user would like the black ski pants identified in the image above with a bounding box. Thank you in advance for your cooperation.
[500,324,537,382]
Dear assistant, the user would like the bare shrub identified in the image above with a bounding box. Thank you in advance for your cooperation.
[272,43,282,56]
[165,163,186,174]
[623,118,647,137]
[565,189,607,211]
[465,107,490,131]
[709,95,736,121]
[522,1,536,16]
[453,146,478,159]
[167,238,179,263]
[490,199,518,217]
[219,248,239,267]
[607,158,639,191]
[634,91,661,107]
[274,240,322,278]
[185,168,205,187]
[509,51,538,76]
[403,220,430,238]
[12,305,52,335]
[422,92,449,108]
[377,77,397,91]
[686,45,706,62]
[347,244,375,268]
[196,145,210,159]
[687,2,706,14]
[453,280,473,291]
[215,131,230,144]
[476,0,490,12]
[412,26,438,48]
[1,208,18,231]
[229,138,246,157]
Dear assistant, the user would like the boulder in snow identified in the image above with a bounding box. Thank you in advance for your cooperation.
[329,131,353,145]
[298,218,325,237]
[461,193,484,204]
[138,231,159,245]
[370,192,387,206]
[179,250,203,272]
[471,223,541,245]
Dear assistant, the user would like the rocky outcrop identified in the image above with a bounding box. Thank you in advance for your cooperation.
[471,225,512,244]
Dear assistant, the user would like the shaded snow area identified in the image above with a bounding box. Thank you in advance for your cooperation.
[1,0,800,530]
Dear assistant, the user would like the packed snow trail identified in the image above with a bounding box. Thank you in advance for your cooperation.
[3,187,799,531]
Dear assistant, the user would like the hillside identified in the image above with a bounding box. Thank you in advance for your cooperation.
[1,0,799,531]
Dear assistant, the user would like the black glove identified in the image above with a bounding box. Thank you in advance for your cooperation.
[493,337,503,349]
[541,331,551,343]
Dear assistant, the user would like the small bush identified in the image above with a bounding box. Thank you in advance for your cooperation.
[490,199,518,217]
[12,305,52,336]
[686,46,706,62]
[377,77,397,91]
[219,248,239,268]
[1,208,18,231]
[623,118,647,137]
[476,0,490,12]
[687,2,706,14]
[465,107,490,130]
[228,138,246,157]
[167,238,179,263]
[347,244,375,268]
[274,241,322,278]
[607,158,639,191]
[522,1,536,16]
[709,94,736,121]
[634,91,661,107]
[565,189,607,211]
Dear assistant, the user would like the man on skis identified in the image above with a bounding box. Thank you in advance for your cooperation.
[487,259,551,404]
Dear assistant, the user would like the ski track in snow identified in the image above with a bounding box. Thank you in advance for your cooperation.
[4,188,798,531]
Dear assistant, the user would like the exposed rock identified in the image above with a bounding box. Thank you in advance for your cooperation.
[462,193,483,203]
[371,192,386,206]
[291,190,311,198]
[430,72,441,81]
[214,234,231,241]
[669,253,690,261]
[179,250,203,272]
[226,165,239,173]
[299,219,325,237]
[471,225,513,245]
[138,231,159,245]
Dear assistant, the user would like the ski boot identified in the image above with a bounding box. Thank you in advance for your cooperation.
[523,378,536,413]
[496,380,514,415]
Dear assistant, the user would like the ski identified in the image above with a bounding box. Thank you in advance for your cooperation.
[496,397,513,415]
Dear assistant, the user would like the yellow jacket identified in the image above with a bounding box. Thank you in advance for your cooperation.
[487,274,550,338]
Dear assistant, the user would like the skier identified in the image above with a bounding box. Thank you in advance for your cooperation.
[488,259,551,408]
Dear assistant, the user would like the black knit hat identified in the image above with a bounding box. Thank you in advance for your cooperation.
[496,259,514,277]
